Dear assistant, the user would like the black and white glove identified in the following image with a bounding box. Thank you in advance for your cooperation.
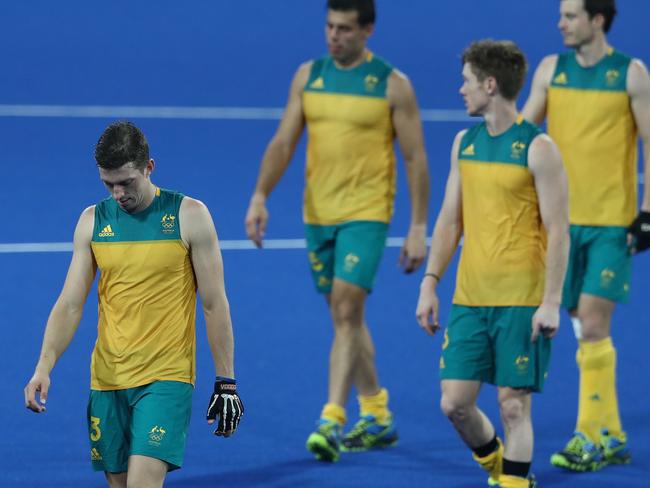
[627,210,650,254]
[206,377,244,436]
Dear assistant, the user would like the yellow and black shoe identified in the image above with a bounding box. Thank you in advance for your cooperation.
[306,419,342,462]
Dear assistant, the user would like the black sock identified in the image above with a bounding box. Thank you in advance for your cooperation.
[472,435,498,458]
[502,458,531,478]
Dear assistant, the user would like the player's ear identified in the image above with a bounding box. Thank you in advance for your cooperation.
[146,159,155,177]
[363,22,374,39]
[485,76,498,97]
[592,12,606,31]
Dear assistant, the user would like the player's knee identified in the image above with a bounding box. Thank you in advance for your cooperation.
[499,396,526,428]
[125,456,167,488]
[440,395,471,423]
[576,313,610,341]
[105,472,127,488]
[126,476,164,488]
[330,297,363,327]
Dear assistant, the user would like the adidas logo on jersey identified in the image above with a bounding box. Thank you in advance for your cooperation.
[461,144,475,156]
[553,72,568,85]
[98,224,115,237]
[310,77,324,89]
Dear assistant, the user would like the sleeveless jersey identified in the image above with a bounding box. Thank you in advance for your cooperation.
[90,188,196,390]
[454,116,547,306]
[547,49,637,226]
[302,52,395,224]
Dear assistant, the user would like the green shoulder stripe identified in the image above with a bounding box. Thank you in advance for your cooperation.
[550,49,630,92]
[458,117,542,168]
[304,53,393,98]
[92,188,184,243]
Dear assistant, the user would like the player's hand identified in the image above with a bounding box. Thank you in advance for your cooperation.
[24,371,50,413]
[399,224,427,274]
[245,194,269,248]
[206,377,244,437]
[416,276,441,335]
[531,302,560,342]
[627,210,650,254]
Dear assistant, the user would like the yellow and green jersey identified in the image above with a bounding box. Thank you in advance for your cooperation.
[90,188,196,390]
[548,49,637,226]
[454,116,546,306]
[302,52,395,225]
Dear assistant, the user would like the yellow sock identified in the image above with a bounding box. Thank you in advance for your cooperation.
[498,474,529,487]
[321,403,346,426]
[576,337,622,441]
[358,387,391,423]
[472,438,503,482]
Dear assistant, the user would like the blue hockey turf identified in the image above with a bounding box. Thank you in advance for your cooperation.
[2,1,649,486]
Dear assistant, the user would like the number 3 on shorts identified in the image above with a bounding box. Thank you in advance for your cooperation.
[90,416,102,441]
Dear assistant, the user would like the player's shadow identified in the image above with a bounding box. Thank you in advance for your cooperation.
[165,458,327,487]
[165,444,486,487]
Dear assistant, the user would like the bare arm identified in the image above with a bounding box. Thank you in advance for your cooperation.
[245,62,311,247]
[528,134,570,341]
[183,197,235,379]
[415,131,464,335]
[522,55,557,125]
[24,206,97,412]
[628,59,650,210]
[388,69,430,273]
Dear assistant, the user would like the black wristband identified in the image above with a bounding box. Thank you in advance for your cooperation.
[215,376,236,384]
[423,272,441,283]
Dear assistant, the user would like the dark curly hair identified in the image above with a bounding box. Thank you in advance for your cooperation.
[462,40,527,101]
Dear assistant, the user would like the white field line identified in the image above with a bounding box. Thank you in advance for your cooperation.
[0,237,433,254]
[0,104,471,122]
[0,103,642,255]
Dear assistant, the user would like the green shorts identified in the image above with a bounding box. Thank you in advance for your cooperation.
[87,381,193,473]
[440,305,551,392]
[305,221,388,293]
[563,225,631,311]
